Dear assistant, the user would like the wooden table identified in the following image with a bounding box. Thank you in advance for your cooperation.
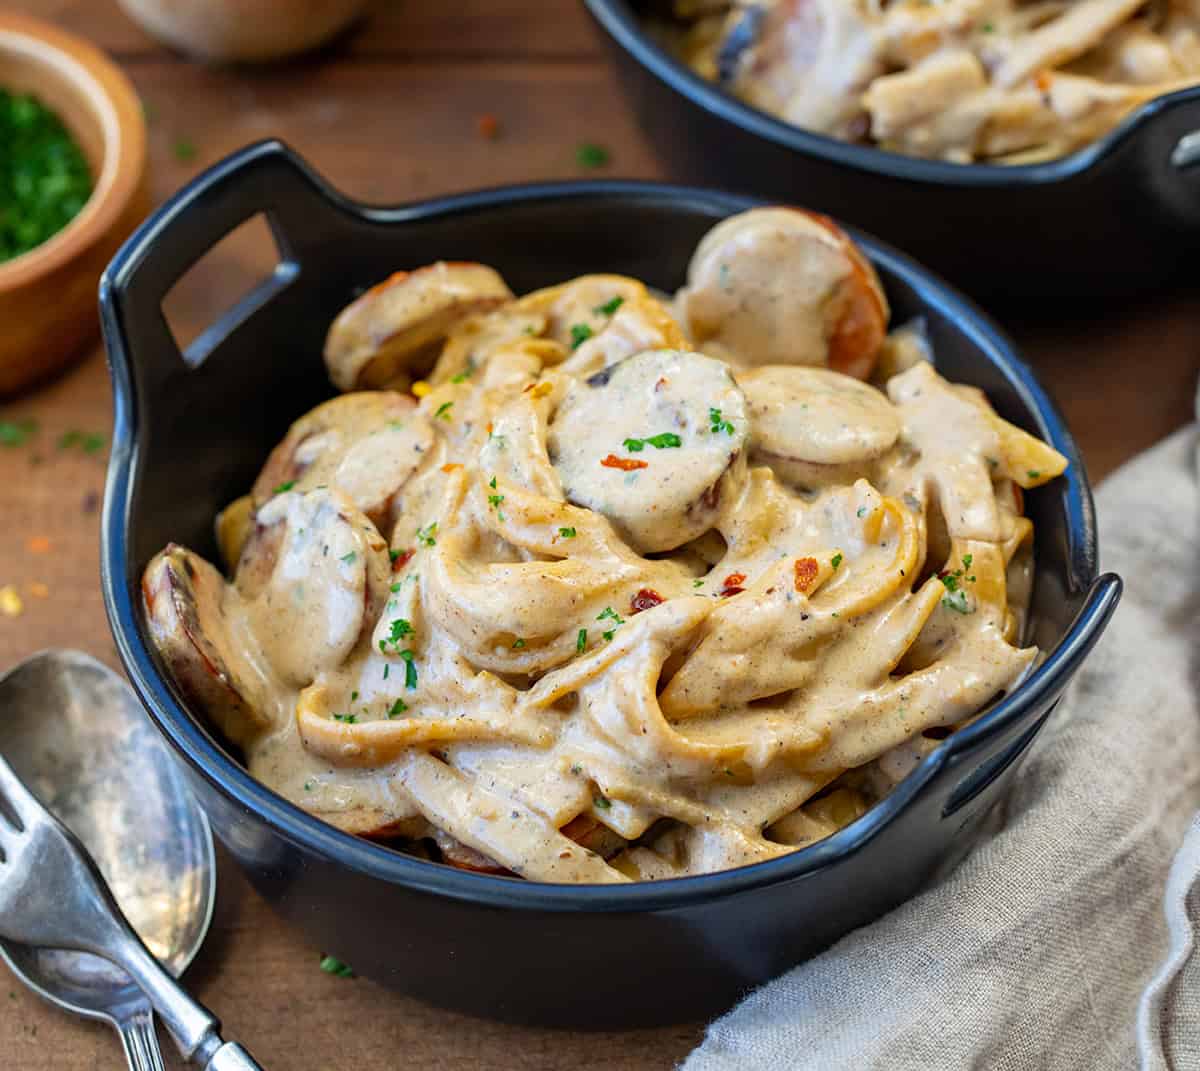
[0,3,1196,1067]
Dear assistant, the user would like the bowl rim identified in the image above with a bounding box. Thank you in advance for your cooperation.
[0,11,146,290]
[101,155,1115,913]
[583,0,1200,186]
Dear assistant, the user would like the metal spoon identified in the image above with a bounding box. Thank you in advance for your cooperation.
[0,649,214,1070]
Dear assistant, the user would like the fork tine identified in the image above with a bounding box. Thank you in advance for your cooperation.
[0,751,48,831]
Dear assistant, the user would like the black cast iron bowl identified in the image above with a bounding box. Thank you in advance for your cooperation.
[99,140,1120,1028]
[584,0,1200,302]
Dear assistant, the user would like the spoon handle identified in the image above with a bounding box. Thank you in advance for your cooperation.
[206,1042,266,1070]
[115,1005,166,1071]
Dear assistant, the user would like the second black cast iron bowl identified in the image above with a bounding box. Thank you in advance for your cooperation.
[585,0,1200,302]
[100,141,1120,1028]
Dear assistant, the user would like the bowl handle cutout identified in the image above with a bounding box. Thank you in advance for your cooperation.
[100,140,335,379]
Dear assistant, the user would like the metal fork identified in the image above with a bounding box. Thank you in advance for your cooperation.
[0,753,265,1070]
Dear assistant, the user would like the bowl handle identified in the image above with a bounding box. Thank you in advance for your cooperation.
[100,139,340,381]
[938,571,1121,820]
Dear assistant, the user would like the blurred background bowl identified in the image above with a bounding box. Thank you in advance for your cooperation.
[117,0,373,64]
[583,0,1200,302]
[0,12,148,397]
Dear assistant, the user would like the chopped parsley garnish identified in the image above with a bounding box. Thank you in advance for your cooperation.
[389,548,401,562]
[304,779,314,791]
[388,699,408,718]
[939,558,977,613]
[558,526,577,539]
[487,480,506,520]
[434,401,454,421]
[350,691,358,701]
[709,407,735,435]
[648,433,683,449]
[400,649,418,690]
[693,578,704,587]
[390,581,402,592]
[0,419,37,447]
[623,432,682,453]
[1027,469,1040,479]
[594,296,624,316]
[857,507,867,518]
[570,763,582,775]
[272,480,296,495]
[575,141,610,169]
[417,522,438,547]
[982,20,995,30]
[576,628,587,653]
[831,553,843,570]
[569,323,593,350]
[172,137,197,163]
[339,551,356,564]
[512,637,526,649]
[57,429,105,453]
[380,618,414,654]
[597,607,623,642]
[942,589,972,614]
[331,713,357,723]
[593,795,612,810]
[319,955,354,978]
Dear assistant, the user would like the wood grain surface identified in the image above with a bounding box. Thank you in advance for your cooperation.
[0,2,1196,1068]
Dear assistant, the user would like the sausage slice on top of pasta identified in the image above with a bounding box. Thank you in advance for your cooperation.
[144,207,1066,883]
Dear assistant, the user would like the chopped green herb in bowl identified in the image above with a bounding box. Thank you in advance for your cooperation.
[0,89,94,263]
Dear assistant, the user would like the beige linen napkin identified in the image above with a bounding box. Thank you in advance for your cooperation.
[685,424,1200,1071]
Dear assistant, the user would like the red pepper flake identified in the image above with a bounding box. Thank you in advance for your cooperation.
[1034,71,1052,93]
[654,377,669,392]
[718,572,746,597]
[601,454,648,471]
[793,557,818,593]
[440,463,463,474]
[391,548,415,572]
[26,536,51,554]
[476,113,500,139]
[630,588,664,614]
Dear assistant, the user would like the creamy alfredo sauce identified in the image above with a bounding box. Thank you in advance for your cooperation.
[143,209,1066,883]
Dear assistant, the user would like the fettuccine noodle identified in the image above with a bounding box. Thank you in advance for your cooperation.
[143,207,1066,882]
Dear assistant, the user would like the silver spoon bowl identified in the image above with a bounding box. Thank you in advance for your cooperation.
[0,650,215,1069]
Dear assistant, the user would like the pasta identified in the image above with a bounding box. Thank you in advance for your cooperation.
[658,0,1200,162]
[142,207,1067,883]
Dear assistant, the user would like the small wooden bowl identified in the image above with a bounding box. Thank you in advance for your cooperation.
[0,13,149,396]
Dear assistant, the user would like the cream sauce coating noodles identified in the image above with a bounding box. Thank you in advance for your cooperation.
[143,207,1067,883]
